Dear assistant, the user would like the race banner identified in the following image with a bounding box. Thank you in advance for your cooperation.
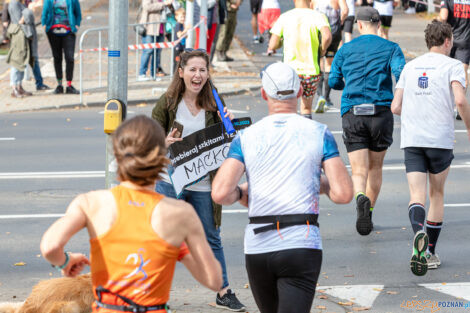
[168,117,252,196]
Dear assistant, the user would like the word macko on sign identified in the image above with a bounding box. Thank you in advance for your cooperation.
[168,118,252,196]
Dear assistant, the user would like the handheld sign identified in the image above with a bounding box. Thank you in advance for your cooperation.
[209,80,235,134]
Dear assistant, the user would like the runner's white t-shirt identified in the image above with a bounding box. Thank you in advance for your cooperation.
[261,0,280,9]
[395,52,466,149]
[373,0,394,16]
[227,114,340,254]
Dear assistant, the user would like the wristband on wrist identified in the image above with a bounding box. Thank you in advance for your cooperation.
[52,252,70,271]
[236,186,243,200]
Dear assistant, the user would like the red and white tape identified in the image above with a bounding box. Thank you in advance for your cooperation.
[79,19,205,54]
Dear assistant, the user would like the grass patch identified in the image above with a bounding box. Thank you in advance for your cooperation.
[0,48,9,56]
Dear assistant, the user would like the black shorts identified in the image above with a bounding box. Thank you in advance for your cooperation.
[250,0,263,14]
[450,46,470,65]
[343,16,355,33]
[380,15,393,28]
[246,248,322,313]
[326,30,342,56]
[404,147,454,174]
[342,106,394,153]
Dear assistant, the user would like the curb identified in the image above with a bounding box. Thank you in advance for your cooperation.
[4,85,262,114]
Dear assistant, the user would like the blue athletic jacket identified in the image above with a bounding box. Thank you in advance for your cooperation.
[328,34,405,116]
[42,0,82,33]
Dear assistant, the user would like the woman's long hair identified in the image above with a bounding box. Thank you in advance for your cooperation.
[165,50,217,112]
[113,115,169,186]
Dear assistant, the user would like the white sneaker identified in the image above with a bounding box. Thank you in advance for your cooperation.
[426,253,441,269]
[137,75,151,82]
[405,7,416,14]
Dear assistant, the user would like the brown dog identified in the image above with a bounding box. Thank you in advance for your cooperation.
[0,274,94,313]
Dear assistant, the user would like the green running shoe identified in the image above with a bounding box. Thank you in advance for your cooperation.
[314,96,326,113]
[410,230,429,276]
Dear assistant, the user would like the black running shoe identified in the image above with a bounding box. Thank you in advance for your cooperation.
[410,230,429,276]
[356,194,372,235]
[216,289,246,312]
[53,85,64,94]
[66,85,80,94]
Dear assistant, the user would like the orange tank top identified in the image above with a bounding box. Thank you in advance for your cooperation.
[90,185,189,312]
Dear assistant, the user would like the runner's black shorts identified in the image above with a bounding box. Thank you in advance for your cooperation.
[250,0,263,14]
[342,106,394,153]
[380,15,393,28]
[246,248,322,313]
[343,16,355,33]
[450,46,470,65]
[404,147,454,174]
[326,30,342,57]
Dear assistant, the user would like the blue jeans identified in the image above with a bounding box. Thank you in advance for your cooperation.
[156,181,229,289]
[139,34,164,77]
[33,59,44,88]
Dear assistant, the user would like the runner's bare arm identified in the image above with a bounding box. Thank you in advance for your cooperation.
[438,7,448,21]
[452,81,470,140]
[391,88,404,116]
[212,158,246,205]
[322,157,353,204]
[268,34,283,51]
[320,26,332,56]
[40,194,90,277]
[180,206,223,291]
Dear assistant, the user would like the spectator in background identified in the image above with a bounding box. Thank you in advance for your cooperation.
[193,0,219,54]
[28,0,50,91]
[257,0,280,43]
[138,0,172,81]
[2,0,11,44]
[250,0,263,43]
[42,0,81,94]
[174,7,188,62]
[215,0,241,62]
[6,0,33,98]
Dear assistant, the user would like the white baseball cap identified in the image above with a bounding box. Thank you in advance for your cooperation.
[260,62,300,100]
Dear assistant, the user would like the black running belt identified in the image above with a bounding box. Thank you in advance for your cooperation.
[95,286,168,312]
[249,214,319,235]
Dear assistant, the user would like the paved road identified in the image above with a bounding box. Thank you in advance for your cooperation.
[1,90,470,312]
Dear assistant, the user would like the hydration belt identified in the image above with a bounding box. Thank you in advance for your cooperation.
[95,286,169,312]
[249,214,319,235]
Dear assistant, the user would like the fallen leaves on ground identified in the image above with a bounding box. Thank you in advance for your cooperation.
[352,307,370,311]
[316,305,326,309]
[344,274,354,277]
[386,291,398,295]
[12,123,17,127]
[373,288,383,292]
[317,289,326,293]
[208,302,216,307]
[14,262,26,266]
[137,103,147,107]
[66,118,71,122]
[339,301,354,306]
[317,295,328,299]
[244,283,249,289]
[83,127,94,130]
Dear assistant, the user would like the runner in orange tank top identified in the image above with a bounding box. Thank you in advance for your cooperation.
[40,115,222,313]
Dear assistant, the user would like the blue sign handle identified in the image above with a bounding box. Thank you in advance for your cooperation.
[212,87,235,134]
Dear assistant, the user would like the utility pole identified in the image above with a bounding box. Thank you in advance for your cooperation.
[199,0,207,50]
[105,0,128,188]
[186,0,194,48]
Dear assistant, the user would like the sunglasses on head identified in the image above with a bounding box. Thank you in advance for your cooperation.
[184,48,207,53]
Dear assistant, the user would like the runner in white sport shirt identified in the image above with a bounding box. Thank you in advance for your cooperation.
[212,62,353,313]
[373,0,400,40]
[391,20,470,276]
[343,0,356,42]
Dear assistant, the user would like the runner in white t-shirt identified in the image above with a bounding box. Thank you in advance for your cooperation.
[373,0,399,39]
[391,20,470,277]
[343,0,356,42]
[212,62,353,313]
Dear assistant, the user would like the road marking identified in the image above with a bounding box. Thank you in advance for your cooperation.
[0,138,15,141]
[223,209,248,214]
[319,284,383,307]
[0,171,104,179]
[444,203,470,207]
[420,283,470,301]
[99,111,135,114]
[332,130,467,135]
[229,109,249,114]
[0,214,64,220]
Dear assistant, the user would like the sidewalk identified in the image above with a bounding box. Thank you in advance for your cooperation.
[0,0,261,114]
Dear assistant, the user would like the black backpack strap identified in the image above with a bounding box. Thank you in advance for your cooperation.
[249,214,319,235]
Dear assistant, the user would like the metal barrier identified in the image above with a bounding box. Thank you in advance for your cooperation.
[79,21,176,105]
